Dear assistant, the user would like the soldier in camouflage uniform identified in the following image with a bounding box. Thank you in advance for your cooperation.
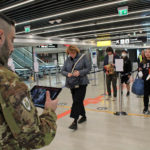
[0,13,58,150]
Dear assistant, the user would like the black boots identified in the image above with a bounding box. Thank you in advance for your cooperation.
[78,117,87,124]
[69,117,87,130]
[69,120,77,130]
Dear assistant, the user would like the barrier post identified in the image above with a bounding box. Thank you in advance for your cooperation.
[114,73,127,116]
[92,65,96,86]
[99,71,107,110]
[114,59,127,116]
[48,69,51,86]
[56,66,61,84]
[35,72,39,85]
[102,71,106,96]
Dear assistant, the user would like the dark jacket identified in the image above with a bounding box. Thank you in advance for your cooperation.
[103,53,119,72]
[121,56,132,75]
[139,60,150,81]
[61,53,91,87]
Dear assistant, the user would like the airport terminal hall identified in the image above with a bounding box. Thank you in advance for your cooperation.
[1,0,150,150]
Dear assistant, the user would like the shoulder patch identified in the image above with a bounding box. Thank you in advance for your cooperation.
[22,97,31,111]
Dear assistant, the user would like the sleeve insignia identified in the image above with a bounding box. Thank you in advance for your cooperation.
[22,97,31,111]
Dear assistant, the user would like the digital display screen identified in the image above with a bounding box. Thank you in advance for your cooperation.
[31,86,62,108]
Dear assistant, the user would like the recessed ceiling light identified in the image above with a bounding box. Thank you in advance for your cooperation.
[49,20,55,24]
[56,19,62,23]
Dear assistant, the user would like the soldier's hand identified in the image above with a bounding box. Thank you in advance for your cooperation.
[45,91,58,112]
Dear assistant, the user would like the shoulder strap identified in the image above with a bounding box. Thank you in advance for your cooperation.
[71,54,85,74]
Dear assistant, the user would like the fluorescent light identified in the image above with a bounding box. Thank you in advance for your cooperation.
[0,0,35,12]
[16,8,150,34]
[32,15,150,35]
[17,13,150,35]
[16,0,129,26]
[35,24,95,35]
[67,28,147,38]
[52,24,144,37]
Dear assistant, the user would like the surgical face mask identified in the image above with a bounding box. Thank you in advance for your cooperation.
[122,53,127,57]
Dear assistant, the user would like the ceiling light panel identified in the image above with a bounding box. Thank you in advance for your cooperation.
[31,15,150,35]
[16,0,129,26]
[16,8,150,35]
[0,0,35,12]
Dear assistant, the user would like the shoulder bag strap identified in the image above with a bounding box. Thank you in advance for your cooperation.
[71,54,85,74]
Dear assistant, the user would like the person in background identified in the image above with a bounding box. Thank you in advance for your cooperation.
[120,50,132,96]
[61,45,91,130]
[0,13,58,149]
[139,48,150,114]
[103,47,119,101]
[137,49,145,67]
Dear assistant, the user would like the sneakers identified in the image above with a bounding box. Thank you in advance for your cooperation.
[78,117,87,124]
[143,108,150,115]
[126,91,130,96]
[69,122,77,130]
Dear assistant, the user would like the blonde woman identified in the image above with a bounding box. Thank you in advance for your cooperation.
[62,45,91,130]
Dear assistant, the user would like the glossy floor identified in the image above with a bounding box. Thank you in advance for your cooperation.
[27,72,150,150]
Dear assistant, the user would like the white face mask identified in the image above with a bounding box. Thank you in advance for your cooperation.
[122,53,127,57]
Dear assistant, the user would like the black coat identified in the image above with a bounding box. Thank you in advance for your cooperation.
[121,56,132,75]
[139,60,150,81]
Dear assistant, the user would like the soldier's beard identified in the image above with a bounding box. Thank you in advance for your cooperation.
[0,39,10,66]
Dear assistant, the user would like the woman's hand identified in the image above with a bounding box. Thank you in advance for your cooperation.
[73,70,80,77]
[105,71,109,75]
[68,73,73,77]
[138,67,142,71]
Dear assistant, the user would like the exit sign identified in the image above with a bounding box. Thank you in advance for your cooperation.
[118,6,128,16]
[24,25,30,33]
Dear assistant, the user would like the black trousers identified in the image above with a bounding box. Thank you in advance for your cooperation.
[106,74,117,97]
[144,80,150,109]
[70,85,87,119]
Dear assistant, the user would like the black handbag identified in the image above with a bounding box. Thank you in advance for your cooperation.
[66,76,80,89]
[67,54,85,89]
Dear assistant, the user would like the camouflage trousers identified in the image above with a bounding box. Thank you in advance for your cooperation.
[0,146,31,150]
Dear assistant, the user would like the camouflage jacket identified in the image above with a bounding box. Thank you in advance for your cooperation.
[0,66,57,150]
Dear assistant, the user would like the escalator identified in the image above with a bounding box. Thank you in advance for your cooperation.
[12,47,58,80]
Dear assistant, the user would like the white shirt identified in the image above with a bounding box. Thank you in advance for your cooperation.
[108,55,113,64]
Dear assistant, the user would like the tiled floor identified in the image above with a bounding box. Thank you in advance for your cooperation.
[25,71,150,150]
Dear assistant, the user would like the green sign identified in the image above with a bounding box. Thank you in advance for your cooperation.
[118,6,128,16]
[24,26,30,33]
[118,9,128,16]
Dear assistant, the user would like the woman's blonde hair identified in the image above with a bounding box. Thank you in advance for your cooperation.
[66,45,80,54]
